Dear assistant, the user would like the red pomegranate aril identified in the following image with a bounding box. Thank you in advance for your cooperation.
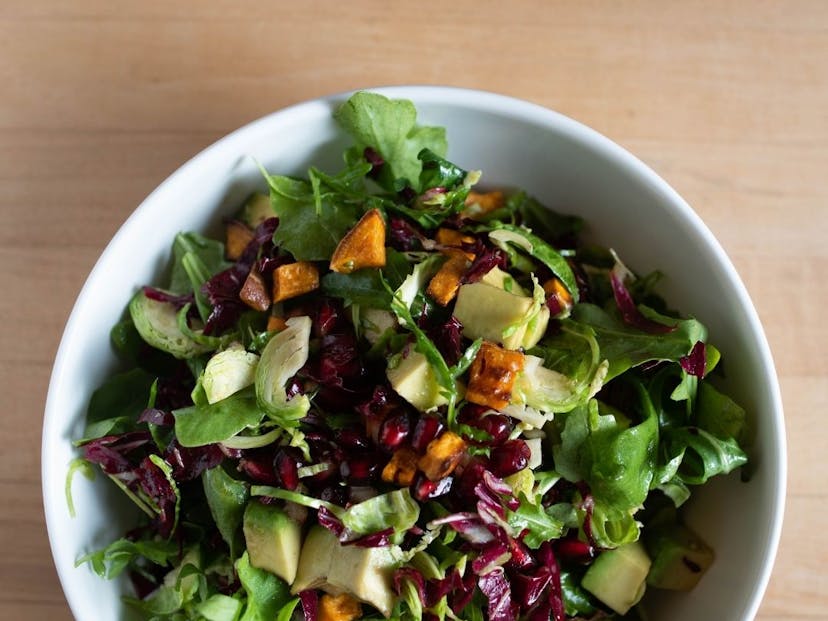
[273,449,300,490]
[411,415,445,452]
[455,459,488,503]
[319,485,349,507]
[340,453,382,484]
[337,429,370,451]
[238,457,277,485]
[412,474,454,501]
[555,537,596,564]
[378,412,411,452]
[489,439,530,477]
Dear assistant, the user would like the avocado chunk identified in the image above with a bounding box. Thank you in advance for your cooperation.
[453,270,549,350]
[292,526,399,617]
[292,525,337,592]
[202,345,260,404]
[239,192,275,228]
[645,523,715,591]
[582,540,651,615]
[453,282,533,348]
[128,291,209,359]
[243,501,302,584]
[387,350,447,412]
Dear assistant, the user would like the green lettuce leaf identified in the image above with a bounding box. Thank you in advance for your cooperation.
[334,91,447,191]
[236,552,292,621]
[173,387,264,447]
[76,537,178,579]
[203,466,250,558]
[662,426,748,485]
[506,495,576,549]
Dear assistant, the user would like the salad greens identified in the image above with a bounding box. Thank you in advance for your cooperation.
[69,91,748,621]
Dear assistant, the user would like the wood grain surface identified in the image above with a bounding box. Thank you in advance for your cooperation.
[2,1,826,619]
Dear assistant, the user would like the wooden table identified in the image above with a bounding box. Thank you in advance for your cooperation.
[2,1,825,619]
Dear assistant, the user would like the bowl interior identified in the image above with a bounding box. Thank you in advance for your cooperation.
[43,86,785,621]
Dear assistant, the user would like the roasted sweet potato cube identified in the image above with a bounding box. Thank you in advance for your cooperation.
[225,220,255,261]
[435,227,475,248]
[418,431,467,481]
[381,446,419,487]
[319,593,362,621]
[426,251,471,306]
[240,266,271,311]
[463,190,505,219]
[329,208,387,274]
[266,315,287,332]
[543,277,574,315]
[272,261,320,302]
[465,341,526,410]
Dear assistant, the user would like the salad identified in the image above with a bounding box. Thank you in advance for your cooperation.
[68,91,749,621]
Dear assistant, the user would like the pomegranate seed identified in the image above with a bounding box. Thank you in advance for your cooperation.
[454,459,488,503]
[489,439,530,477]
[340,452,382,484]
[555,537,596,564]
[337,430,370,451]
[238,456,277,484]
[319,485,349,507]
[273,449,300,490]
[411,415,445,452]
[412,474,454,501]
[378,412,411,452]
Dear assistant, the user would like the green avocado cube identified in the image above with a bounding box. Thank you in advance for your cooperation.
[243,502,302,584]
[582,541,651,615]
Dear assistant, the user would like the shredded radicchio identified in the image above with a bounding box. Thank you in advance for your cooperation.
[478,567,518,621]
[142,287,194,310]
[389,216,426,251]
[680,340,707,377]
[609,262,676,334]
[463,244,508,284]
[163,440,225,482]
[299,590,319,621]
[202,218,278,335]
[136,456,177,538]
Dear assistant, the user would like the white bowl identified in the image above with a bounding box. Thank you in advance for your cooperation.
[43,86,785,620]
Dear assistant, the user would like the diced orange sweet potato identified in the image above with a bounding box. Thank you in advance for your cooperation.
[542,277,574,315]
[418,431,467,481]
[381,446,419,487]
[266,315,288,332]
[319,593,362,621]
[435,227,475,248]
[426,251,471,306]
[329,208,387,274]
[463,190,505,219]
[240,266,271,312]
[272,261,320,303]
[465,341,526,410]
[225,220,255,261]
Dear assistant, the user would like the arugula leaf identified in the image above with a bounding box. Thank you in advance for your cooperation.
[203,465,250,558]
[263,172,361,261]
[506,495,575,548]
[662,426,748,485]
[696,380,747,443]
[170,232,228,295]
[173,386,265,447]
[554,384,658,514]
[76,537,178,579]
[236,551,292,621]
[124,585,184,616]
[560,571,597,617]
[486,223,579,302]
[334,91,447,191]
[509,191,584,244]
[566,304,706,381]
[85,368,155,426]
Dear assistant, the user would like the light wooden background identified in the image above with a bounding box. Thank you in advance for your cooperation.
[2,1,826,619]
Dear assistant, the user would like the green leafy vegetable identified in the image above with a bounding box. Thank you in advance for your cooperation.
[334,91,447,190]
[173,387,264,447]
[203,466,250,558]
[236,552,292,621]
